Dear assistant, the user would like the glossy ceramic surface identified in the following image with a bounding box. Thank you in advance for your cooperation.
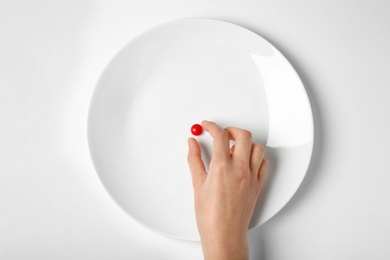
[88,19,313,241]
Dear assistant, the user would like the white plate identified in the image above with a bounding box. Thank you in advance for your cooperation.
[88,19,313,241]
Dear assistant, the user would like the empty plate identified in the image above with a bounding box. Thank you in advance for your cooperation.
[88,19,313,241]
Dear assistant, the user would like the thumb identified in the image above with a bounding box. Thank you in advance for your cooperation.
[187,138,207,188]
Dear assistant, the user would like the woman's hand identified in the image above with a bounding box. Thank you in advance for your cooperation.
[187,120,268,260]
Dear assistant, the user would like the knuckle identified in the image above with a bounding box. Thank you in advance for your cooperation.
[218,128,229,139]
[211,158,230,174]
[240,130,252,140]
[237,171,249,182]
[215,161,229,173]
[253,143,265,153]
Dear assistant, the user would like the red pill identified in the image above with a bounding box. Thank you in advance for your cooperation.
[191,124,203,136]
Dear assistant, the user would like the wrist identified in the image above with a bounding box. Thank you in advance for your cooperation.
[201,233,249,260]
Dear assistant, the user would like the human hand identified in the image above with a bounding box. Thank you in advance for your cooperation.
[187,120,268,260]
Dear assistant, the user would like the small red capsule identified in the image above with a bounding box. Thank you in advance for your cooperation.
[191,124,203,136]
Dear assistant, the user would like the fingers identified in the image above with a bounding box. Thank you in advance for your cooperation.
[202,120,230,160]
[250,143,265,173]
[258,158,269,183]
[224,127,252,161]
[187,138,207,187]
[196,121,267,181]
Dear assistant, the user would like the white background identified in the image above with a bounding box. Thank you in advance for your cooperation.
[1,0,389,259]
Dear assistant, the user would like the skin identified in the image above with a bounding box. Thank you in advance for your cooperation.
[187,120,269,260]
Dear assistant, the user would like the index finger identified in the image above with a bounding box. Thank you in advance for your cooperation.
[202,120,230,160]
